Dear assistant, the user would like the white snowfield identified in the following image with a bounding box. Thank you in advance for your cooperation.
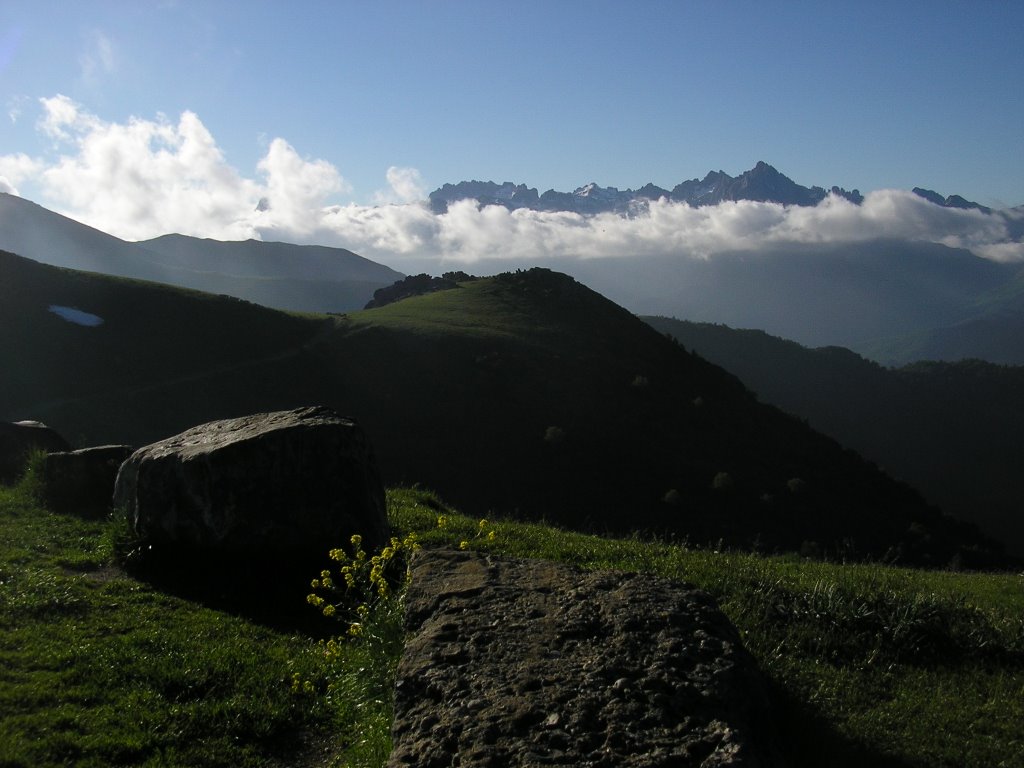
[48,305,104,327]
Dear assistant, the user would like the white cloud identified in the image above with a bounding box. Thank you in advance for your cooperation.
[11,95,351,241]
[254,138,348,236]
[373,166,426,204]
[2,95,1020,269]
[0,153,41,195]
[330,190,1020,268]
[8,95,30,125]
[79,30,116,86]
[35,98,260,240]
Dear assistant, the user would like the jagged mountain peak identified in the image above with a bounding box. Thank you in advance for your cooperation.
[430,162,866,215]
[912,187,990,213]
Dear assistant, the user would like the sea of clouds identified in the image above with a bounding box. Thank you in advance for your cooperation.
[2,96,1021,270]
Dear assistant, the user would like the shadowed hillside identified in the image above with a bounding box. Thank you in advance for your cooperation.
[643,316,1024,556]
[0,250,1006,566]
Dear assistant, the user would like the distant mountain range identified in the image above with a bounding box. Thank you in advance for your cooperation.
[429,161,995,215]
[4,172,1023,365]
[0,193,402,313]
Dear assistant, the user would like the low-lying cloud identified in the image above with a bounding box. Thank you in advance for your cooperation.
[3,96,1022,268]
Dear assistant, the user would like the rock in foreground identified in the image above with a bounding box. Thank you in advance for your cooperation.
[43,445,134,517]
[0,420,71,483]
[112,406,388,562]
[391,549,782,767]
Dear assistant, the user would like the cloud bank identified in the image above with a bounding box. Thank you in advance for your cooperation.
[3,96,1021,267]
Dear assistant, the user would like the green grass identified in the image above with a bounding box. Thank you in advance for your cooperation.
[0,471,345,768]
[387,487,1024,768]
[4,467,1022,768]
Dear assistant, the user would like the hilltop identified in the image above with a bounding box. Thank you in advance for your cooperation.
[1,250,1007,567]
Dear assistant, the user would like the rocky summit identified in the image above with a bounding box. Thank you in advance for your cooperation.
[428,161,864,215]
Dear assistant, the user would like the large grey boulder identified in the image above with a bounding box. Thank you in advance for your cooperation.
[43,445,134,517]
[112,406,388,562]
[0,420,71,483]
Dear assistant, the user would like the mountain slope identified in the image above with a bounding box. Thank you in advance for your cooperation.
[0,251,1004,566]
[643,316,1024,555]
[858,264,1024,364]
[138,234,402,300]
[0,193,178,283]
[0,193,400,313]
[559,239,1019,357]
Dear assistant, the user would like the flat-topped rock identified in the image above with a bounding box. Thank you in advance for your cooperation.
[112,406,388,562]
[390,549,782,767]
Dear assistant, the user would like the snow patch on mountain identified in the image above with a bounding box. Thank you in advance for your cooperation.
[48,305,104,327]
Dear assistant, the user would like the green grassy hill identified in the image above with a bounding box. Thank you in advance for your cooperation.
[0,250,1005,566]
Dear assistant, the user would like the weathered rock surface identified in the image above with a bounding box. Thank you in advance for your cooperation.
[390,549,782,767]
[0,420,71,483]
[112,406,388,561]
[43,445,134,517]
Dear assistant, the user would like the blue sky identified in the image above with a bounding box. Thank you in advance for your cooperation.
[0,1,1022,263]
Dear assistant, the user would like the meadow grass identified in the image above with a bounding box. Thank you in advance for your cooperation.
[0,468,343,768]
[387,487,1024,768]
[3,475,1022,767]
